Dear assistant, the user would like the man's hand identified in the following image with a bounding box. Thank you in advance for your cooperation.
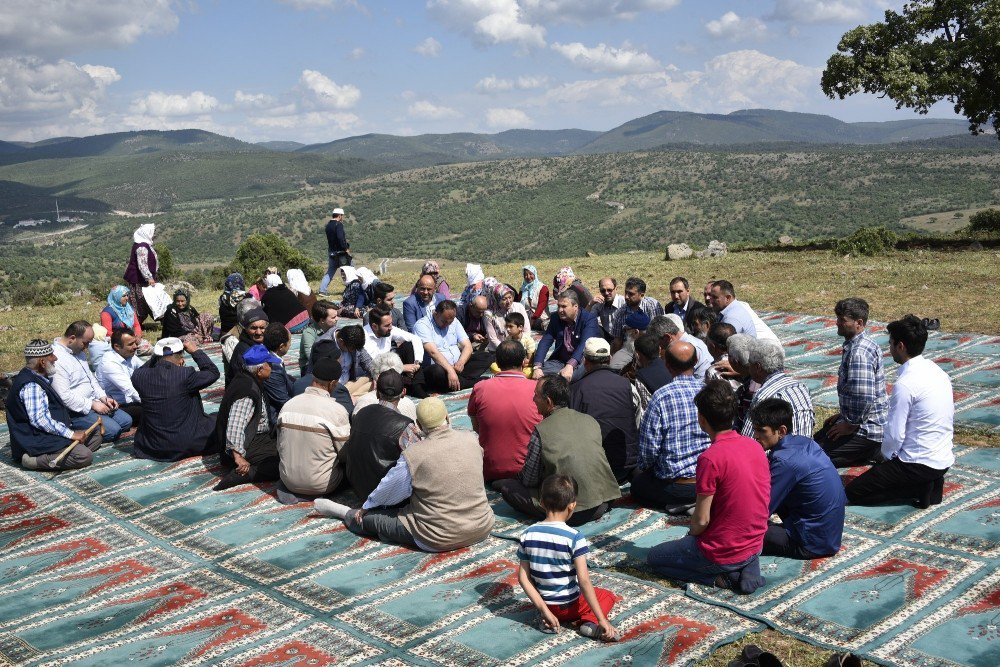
[453,359,466,373]
[471,333,486,344]
[402,363,420,374]
[559,365,574,381]
[598,619,620,642]
[712,358,738,378]
[92,400,111,415]
[531,366,544,379]
[447,368,461,391]
[826,421,858,441]
[183,338,199,354]
[71,430,87,442]
[104,397,119,410]
[233,452,250,475]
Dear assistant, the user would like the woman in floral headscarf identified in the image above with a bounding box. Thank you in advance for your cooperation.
[552,266,593,310]
[122,223,158,322]
[218,273,249,333]
[420,260,451,299]
[519,264,549,331]
[338,266,366,318]
[483,280,530,352]
[161,287,215,343]
[101,285,143,337]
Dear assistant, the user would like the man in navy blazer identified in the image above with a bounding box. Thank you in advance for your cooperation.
[532,290,601,382]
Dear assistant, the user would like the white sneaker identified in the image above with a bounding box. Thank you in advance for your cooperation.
[313,499,351,519]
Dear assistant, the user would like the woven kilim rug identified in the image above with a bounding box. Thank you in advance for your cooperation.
[1,311,997,666]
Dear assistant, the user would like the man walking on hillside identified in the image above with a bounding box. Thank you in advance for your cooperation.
[320,207,352,295]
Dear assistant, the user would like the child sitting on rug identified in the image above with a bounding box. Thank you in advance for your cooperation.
[489,311,535,377]
[517,474,620,641]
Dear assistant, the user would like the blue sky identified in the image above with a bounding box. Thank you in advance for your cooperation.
[0,0,964,143]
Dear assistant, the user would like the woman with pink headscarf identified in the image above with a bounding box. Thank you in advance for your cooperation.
[483,279,529,351]
[553,266,593,310]
[420,260,451,299]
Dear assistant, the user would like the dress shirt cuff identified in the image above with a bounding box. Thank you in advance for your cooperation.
[566,358,579,368]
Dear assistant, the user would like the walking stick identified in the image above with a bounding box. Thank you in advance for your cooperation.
[46,419,103,480]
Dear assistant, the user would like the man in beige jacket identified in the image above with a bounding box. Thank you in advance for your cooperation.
[315,397,494,551]
[276,357,351,504]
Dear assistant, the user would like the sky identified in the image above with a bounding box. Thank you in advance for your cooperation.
[0,0,965,144]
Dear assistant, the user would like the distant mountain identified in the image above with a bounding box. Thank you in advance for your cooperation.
[0,140,24,154]
[577,109,972,153]
[12,137,79,149]
[257,141,305,152]
[0,129,260,166]
[299,129,601,168]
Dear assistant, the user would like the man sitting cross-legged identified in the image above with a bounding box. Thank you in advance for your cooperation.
[414,299,492,394]
[494,376,621,527]
[96,327,144,427]
[532,291,601,382]
[740,339,814,439]
[646,379,770,594]
[315,397,495,552]
[750,398,846,559]
[845,315,955,509]
[632,341,710,509]
[5,339,102,471]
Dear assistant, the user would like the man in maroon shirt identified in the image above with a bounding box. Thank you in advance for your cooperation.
[468,339,541,481]
[646,379,770,594]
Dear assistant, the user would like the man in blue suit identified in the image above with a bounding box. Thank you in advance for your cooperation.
[532,290,601,382]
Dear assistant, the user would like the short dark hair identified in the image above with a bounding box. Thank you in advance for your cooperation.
[539,474,578,512]
[887,314,927,356]
[310,338,341,365]
[707,322,736,350]
[750,398,794,432]
[435,299,458,314]
[694,379,737,432]
[504,311,525,328]
[688,306,718,328]
[495,338,526,371]
[634,333,661,362]
[835,297,870,324]
[110,327,134,349]
[368,306,393,326]
[374,282,395,301]
[337,324,365,351]
[311,299,337,322]
[670,276,690,290]
[538,374,570,408]
[624,277,647,294]
[263,322,290,352]
[64,321,91,338]
[713,280,735,297]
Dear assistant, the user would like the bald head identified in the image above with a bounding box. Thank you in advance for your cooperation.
[415,274,437,304]
[665,340,697,376]
[470,295,488,315]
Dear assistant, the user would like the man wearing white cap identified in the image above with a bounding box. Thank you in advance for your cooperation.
[131,337,220,461]
[320,207,352,295]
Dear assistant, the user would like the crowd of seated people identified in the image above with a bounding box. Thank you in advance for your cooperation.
[4,239,959,641]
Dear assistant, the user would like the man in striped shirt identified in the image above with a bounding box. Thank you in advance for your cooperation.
[517,474,620,641]
[740,339,815,439]
[609,277,664,354]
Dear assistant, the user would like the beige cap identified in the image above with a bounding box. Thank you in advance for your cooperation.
[584,337,611,359]
[416,397,448,431]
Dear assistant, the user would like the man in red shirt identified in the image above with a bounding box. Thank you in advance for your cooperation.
[646,379,770,594]
[468,339,542,481]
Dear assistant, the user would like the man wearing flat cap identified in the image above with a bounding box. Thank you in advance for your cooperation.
[316,396,494,552]
[131,336,220,461]
[5,339,102,470]
[276,356,351,503]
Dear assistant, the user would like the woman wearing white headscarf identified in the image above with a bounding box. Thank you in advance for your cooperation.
[123,223,158,322]
[286,268,317,314]
[338,266,366,318]
[261,273,310,332]
[458,263,485,307]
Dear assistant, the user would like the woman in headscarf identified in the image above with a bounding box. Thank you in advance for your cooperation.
[357,267,380,307]
[519,264,549,331]
[338,266,366,318]
[101,285,143,337]
[122,223,158,322]
[224,308,269,384]
[249,267,278,301]
[221,296,262,364]
[161,287,215,343]
[261,273,310,333]
[420,260,451,299]
[483,280,529,351]
[458,262,485,307]
[219,273,249,333]
[286,268,316,314]
[553,266,593,310]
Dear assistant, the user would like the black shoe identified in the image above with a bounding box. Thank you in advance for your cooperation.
[213,469,247,491]
[825,653,861,667]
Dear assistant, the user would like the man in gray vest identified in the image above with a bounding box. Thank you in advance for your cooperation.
[494,375,621,526]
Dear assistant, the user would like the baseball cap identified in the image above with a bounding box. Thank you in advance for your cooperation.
[584,337,611,359]
[332,207,345,216]
[376,369,404,399]
[154,337,184,356]
[242,344,282,366]
[312,356,343,382]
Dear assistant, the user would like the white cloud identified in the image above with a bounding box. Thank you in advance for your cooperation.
[348,47,366,60]
[551,42,661,73]
[485,107,532,128]
[0,0,178,58]
[408,100,461,119]
[475,74,547,93]
[0,56,118,121]
[705,12,768,40]
[299,69,361,109]
[234,91,278,109]
[697,50,820,110]
[427,0,546,49]
[520,0,680,22]
[130,91,220,117]
[414,36,443,56]
[768,0,869,24]
[79,64,122,87]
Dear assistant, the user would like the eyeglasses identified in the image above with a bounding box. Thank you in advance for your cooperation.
[599,288,615,294]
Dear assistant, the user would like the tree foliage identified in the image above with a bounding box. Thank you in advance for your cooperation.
[967,208,1000,233]
[821,0,1000,136]
[227,232,321,284]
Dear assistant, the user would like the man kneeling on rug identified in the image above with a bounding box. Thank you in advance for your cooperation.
[646,379,770,594]
[314,397,495,551]
[5,339,102,470]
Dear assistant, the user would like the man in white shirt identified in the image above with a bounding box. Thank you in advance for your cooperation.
[414,299,491,394]
[364,307,423,375]
[846,315,954,508]
[52,321,132,442]
[96,328,144,426]
[710,280,778,341]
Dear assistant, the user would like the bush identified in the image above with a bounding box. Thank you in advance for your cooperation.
[834,226,899,256]
[157,245,177,280]
[227,233,321,283]
[9,280,69,307]
[967,208,1000,234]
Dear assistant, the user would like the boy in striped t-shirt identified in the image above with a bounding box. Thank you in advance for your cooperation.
[517,474,620,640]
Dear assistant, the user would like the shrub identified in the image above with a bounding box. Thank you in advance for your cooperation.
[834,226,899,256]
[157,245,177,280]
[227,233,321,283]
[967,208,1000,234]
